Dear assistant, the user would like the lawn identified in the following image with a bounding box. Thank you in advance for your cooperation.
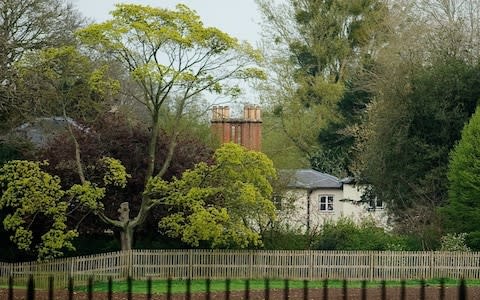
[76,278,480,294]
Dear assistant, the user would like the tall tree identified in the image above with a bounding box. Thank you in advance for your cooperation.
[75,4,264,250]
[354,0,480,247]
[149,143,277,248]
[256,0,389,175]
[442,106,480,246]
[39,113,213,238]
[0,0,83,128]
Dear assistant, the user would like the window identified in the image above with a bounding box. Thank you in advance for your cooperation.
[319,195,334,211]
[376,199,384,209]
[272,194,283,210]
[369,199,384,210]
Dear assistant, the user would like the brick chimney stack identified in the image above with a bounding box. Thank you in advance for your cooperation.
[211,105,262,151]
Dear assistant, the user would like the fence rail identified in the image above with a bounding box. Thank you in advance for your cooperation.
[1,250,479,288]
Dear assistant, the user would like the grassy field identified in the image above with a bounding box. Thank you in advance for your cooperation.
[75,278,480,294]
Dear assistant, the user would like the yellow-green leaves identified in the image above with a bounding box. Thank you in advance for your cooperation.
[0,160,77,260]
[0,156,130,259]
[88,66,121,97]
[76,3,264,107]
[148,143,277,248]
[67,182,105,210]
[99,157,131,188]
[18,45,117,123]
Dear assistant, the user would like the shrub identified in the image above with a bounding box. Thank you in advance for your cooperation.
[439,233,471,252]
[314,217,408,251]
[262,225,310,250]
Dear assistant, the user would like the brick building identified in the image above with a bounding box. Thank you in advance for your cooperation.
[210,105,262,151]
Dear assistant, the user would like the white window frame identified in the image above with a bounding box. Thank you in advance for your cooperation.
[319,195,334,212]
[368,199,384,210]
[375,199,384,209]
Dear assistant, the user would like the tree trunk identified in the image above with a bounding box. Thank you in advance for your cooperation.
[118,201,134,251]
[145,110,160,182]
[120,225,134,251]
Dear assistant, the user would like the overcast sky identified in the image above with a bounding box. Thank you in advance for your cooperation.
[72,1,265,108]
[73,0,262,46]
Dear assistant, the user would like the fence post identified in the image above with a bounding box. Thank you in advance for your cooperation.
[129,249,134,278]
[309,251,313,281]
[188,249,193,279]
[122,250,132,279]
[429,251,434,279]
[249,250,253,279]
[369,252,374,281]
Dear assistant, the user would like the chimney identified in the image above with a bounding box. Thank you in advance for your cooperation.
[210,104,262,151]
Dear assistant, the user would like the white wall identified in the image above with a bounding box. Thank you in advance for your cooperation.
[279,184,389,232]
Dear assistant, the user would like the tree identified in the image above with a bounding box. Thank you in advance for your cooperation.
[0,0,83,129]
[146,143,277,248]
[358,58,480,210]
[17,46,118,122]
[39,113,213,238]
[442,106,480,242]
[0,161,78,260]
[75,4,264,250]
[353,1,480,247]
[0,156,130,260]
[256,0,389,176]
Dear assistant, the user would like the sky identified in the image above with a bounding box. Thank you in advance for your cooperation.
[73,0,262,46]
[73,1,265,109]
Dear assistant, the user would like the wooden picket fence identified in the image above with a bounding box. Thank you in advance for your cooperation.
[1,250,479,288]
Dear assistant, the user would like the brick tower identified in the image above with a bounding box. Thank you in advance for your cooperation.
[210,105,262,151]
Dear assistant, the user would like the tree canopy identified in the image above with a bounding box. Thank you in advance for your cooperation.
[442,106,480,247]
[256,0,389,175]
[73,3,266,250]
[0,0,83,129]
[0,160,77,259]
[146,143,277,248]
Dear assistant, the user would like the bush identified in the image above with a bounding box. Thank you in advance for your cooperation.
[314,217,408,251]
[262,225,310,250]
[439,233,471,252]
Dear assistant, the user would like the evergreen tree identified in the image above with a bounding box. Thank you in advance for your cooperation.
[442,106,480,247]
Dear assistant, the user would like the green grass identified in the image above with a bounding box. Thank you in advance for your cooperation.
[75,278,480,295]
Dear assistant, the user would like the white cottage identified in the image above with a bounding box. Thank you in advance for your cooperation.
[277,169,388,232]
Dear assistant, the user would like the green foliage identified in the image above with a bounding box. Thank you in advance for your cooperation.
[0,160,78,260]
[0,154,131,259]
[439,233,471,252]
[465,232,480,251]
[146,143,277,248]
[257,0,389,175]
[442,106,480,236]
[0,0,83,130]
[359,58,480,215]
[262,226,310,250]
[16,46,118,123]
[261,112,309,169]
[314,218,407,251]
[67,182,105,211]
[99,156,131,188]
[77,3,264,104]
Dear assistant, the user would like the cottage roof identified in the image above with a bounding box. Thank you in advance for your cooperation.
[282,169,343,189]
[12,116,87,147]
